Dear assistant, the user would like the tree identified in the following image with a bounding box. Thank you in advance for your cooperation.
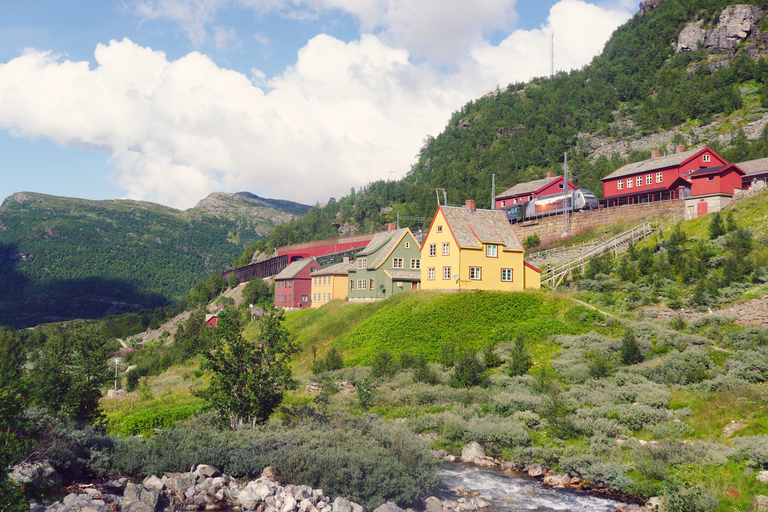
[449,351,488,388]
[620,329,644,366]
[507,335,532,377]
[241,278,272,307]
[708,212,725,240]
[32,326,111,424]
[200,306,297,430]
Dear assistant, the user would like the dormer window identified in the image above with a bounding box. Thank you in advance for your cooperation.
[486,244,498,258]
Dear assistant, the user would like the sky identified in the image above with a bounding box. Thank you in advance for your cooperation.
[0,0,635,210]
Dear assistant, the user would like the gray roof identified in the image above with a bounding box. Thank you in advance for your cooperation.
[736,157,768,175]
[310,261,353,276]
[385,269,421,281]
[440,206,523,251]
[496,176,558,199]
[357,228,414,268]
[275,258,317,280]
[602,148,702,181]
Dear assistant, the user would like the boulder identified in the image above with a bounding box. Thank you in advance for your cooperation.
[262,466,277,480]
[524,464,545,478]
[9,461,62,488]
[195,464,222,479]
[647,496,663,509]
[123,483,161,512]
[283,495,298,512]
[753,495,768,512]
[757,471,768,484]
[460,442,486,463]
[373,503,405,512]
[332,497,352,512]
[542,474,571,488]
[143,475,165,491]
[424,496,443,512]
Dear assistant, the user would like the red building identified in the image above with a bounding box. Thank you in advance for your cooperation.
[274,257,320,309]
[495,173,576,209]
[277,233,378,263]
[601,146,727,205]
[684,164,745,219]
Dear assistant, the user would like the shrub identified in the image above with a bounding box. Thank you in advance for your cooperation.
[505,336,532,377]
[449,352,488,389]
[311,347,345,375]
[114,413,440,509]
[620,330,644,366]
[558,454,634,493]
[730,435,768,469]
[660,482,719,512]
[464,416,530,450]
[371,350,397,379]
[412,354,440,385]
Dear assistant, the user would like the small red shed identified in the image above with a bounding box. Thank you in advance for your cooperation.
[683,164,745,219]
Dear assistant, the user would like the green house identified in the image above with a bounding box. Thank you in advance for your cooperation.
[347,227,421,302]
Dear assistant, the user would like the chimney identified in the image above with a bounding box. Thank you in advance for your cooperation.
[387,223,397,232]
[651,150,660,159]
[676,145,684,153]
[465,199,476,212]
[546,172,555,178]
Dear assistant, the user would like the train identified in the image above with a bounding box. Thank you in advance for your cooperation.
[502,188,599,223]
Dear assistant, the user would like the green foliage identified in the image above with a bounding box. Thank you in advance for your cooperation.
[241,278,273,308]
[199,306,297,429]
[708,212,725,240]
[660,482,719,512]
[32,325,112,424]
[506,336,532,377]
[371,350,397,379]
[0,193,283,327]
[111,413,440,509]
[0,388,37,511]
[411,354,440,385]
[115,403,209,436]
[449,351,488,389]
[620,330,644,366]
[310,347,344,375]
[523,233,541,249]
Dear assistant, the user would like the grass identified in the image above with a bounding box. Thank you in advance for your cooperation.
[669,386,768,440]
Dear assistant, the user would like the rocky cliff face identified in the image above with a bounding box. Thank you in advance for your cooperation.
[677,5,763,52]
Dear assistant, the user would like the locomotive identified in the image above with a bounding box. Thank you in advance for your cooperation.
[502,188,599,223]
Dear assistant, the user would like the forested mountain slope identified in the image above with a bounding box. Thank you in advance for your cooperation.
[0,191,309,327]
[258,0,768,250]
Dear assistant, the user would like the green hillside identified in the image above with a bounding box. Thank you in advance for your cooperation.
[257,0,768,249]
[0,191,309,327]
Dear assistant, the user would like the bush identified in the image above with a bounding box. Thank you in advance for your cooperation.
[558,454,634,493]
[113,413,440,508]
[311,347,344,375]
[371,350,397,379]
[464,416,530,451]
[449,352,488,388]
[660,482,719,512]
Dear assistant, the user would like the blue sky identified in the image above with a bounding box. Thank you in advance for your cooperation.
[0,0,634,209]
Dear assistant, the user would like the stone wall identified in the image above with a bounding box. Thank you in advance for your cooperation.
[513,200,686,243]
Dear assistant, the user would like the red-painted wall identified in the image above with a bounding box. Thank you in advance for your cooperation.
[278,234,376,261]
[602,148,726,199]
[690,167,744,196]
[274,261,320,309]
[494,177,576,209]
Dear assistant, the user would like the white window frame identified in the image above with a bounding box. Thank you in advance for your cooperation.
[357,258,367,269]
[436,225,443,233]
[443,266,451,280]
[470,267,482,280]
[428,267,435,280]
[369,278,375,290]
[405,241,410,249]
[617,180,624,190]
[410,258,421,270]
[627,178,633,189]
[646,174,653,185]
[360,279,367,290]
[703,154,710,163]
[636,176,642,187]
[656,172,663,183]
[486,244,497,258]
[392,257,404,269]
[429,244,437,257]
[350,280,355,290]
[501,268,513,282]
[442,242,450,256]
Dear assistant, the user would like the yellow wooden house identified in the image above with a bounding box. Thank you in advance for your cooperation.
[310,260,354,308]
[420,200,540,291]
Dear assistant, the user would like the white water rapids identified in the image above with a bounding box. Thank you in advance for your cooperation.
[438,464,627,512]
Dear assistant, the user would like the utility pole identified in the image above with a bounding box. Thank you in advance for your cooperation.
[563,152,569,236]
[491,173,496,210]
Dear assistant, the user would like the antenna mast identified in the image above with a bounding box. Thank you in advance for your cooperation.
[563,152,569,236]
[551,32,554,78]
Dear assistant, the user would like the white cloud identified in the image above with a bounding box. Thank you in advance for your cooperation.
[0,0,632,209]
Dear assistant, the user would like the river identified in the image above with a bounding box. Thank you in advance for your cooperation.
[438,464,626,512]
